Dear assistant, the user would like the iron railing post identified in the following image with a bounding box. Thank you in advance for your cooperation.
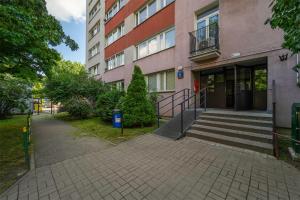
[157,102,160,128]
[187,90,190,109]
[172,95,174,118]
[194,94,197,120]
[183,89,186,109]
[204,88,207,111]
[181,103,184,134]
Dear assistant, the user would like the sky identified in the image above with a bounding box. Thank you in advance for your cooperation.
[46,0,86,64]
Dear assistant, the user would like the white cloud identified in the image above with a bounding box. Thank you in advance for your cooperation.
[46,0,86,22]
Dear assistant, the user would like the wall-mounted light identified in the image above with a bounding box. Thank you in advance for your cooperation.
[279,53,288,61]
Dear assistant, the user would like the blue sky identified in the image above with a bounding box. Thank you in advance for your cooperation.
[46,0,86,64]
[55,21,86,64]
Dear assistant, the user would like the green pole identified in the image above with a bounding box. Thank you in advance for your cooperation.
[22,126,30,169]
[291,103,300,153]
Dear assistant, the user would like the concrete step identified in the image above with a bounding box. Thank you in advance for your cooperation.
[202,111,272,121]
[186,129,273,154]
[200,115,272,127]
[190,124,272,143]
[195,119,272,135]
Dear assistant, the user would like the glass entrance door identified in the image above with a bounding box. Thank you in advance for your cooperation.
[253,67,267,110]
[236,67,252,110]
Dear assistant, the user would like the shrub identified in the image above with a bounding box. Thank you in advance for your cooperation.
[0,74,31,119]
[96,90,124,122]
[119,66,156,127]
[64,97,92,119]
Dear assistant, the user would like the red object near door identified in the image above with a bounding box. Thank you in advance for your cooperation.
[194,80,199,94]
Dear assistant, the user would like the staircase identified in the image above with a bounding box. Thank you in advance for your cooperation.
[186,110,273,154]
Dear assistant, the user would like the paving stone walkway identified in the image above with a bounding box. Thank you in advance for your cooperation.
[1,118,300,200]
[31,115,112,167]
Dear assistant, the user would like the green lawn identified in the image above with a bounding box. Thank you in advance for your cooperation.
[0,115,28,193]
[54,112,159,144]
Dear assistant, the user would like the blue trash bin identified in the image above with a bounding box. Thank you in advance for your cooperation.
[112,109,122,128]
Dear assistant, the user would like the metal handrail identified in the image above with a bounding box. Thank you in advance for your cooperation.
[157,88,190,103]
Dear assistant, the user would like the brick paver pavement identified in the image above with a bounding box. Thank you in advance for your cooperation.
[1,134,300,200]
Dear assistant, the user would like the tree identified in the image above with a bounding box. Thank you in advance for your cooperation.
[267,0,300,55]
[44,60,107,113]
[0,74,31,118]
[0,0,78,81]
[119,66,156,127]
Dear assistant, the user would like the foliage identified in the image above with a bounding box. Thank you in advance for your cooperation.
[54,113,157,144]
[0,74,31,118]
[96,90,124,122]
[64,97,92,119]
[0,0,78,81]
[0,115,27,193]
[266,0,300,54]
[119,66,156,127]
[44,60,107,106]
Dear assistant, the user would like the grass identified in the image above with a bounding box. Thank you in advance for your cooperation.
[54,112,159,144]
[0,115,28,193]
[277,128,300,169]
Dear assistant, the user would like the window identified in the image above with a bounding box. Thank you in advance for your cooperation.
[89,43,100,58]
[165,29,175,48]
[106,0,127,21]
[109,80,124,91]
[145,70,175,92]
[89,21,100,40]
[106,24,124,46]
[196,7,219,41]
[106,52,125,70]
[88,64,99,76]
[89,1,101,20]
[136,27,175,59]
[136,0,174,25]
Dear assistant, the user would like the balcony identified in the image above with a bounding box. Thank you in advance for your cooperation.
[189,23,220,62]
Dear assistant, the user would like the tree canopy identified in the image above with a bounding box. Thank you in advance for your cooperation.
[267,0,300,55]
[0,0,78,81]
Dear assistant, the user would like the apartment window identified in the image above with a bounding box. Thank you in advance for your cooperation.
[106,52,125,70]
[106,24,124,46]
[196,7,219,40]
[109,80,124,91]
[88,64,99,76]
[145,70,175,92]
[106,0,127,21]
[89,0,101,20]
[136,0,174,25]
[136,27,175,59]
[89,21,100,40]
[89,43,100,58]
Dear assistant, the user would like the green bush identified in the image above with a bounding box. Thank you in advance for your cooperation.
[119,66,156,127]
[64,97,92,119]
[96,90,124,122]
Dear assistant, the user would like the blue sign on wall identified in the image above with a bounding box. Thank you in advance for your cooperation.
[177,70,184,79]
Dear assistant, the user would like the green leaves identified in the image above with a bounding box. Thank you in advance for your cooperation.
[0,0,78,81]
[120,66,156,128]
[267,0,300,54]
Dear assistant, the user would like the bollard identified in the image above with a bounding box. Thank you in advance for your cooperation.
[22,127,30,169]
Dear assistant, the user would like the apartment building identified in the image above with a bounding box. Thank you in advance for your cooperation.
[86,0,300,127]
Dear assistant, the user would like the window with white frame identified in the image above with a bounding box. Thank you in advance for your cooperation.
[136,0,175,25]
[106,0,127,21]
[136,27,175,59]
[145,70,175,92]
[108,80,124,91]
[89,43,100,58]
[106,52,125,70]
[89,21,100,40]
[89,0,101,20]
[106,24,125,46]
[88,64,99,76]
[196,7,219,41]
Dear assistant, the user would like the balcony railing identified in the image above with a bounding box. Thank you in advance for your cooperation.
[189,23,219,58]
